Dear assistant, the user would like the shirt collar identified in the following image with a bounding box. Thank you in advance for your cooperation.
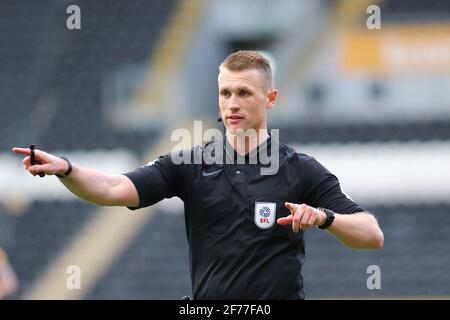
[222,131,274,164]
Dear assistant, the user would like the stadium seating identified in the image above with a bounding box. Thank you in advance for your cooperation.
[1,201,96,299]
[1,0,177,156]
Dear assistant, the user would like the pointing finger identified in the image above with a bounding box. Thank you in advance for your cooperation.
[285,202,297,213]
[12,147,31,156]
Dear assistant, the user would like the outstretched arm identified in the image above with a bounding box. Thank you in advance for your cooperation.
[12,147,139,207]
[277,203,384,249]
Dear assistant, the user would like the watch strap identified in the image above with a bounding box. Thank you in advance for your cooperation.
[55,156,73,178]
[317,207,335,229]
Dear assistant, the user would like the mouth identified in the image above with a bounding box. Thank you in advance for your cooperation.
[226,115,244,120]
[226,115,244,125]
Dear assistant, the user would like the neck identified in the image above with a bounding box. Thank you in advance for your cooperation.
[226,128,269,155]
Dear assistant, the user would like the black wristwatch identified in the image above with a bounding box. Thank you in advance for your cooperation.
[317,208,335,229]
[55,156,73,178]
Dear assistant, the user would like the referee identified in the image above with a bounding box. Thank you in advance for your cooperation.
[12,51,383,300]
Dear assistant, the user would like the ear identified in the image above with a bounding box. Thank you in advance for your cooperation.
[265,89,278,110]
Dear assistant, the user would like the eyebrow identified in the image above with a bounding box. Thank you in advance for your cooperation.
[219,85,254,92]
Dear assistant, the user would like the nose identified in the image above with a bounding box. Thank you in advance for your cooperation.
[227,94,240,111]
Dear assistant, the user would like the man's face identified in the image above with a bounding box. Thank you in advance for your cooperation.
[218,67,277,133]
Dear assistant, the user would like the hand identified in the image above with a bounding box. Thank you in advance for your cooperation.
[277,202,327,232]
[11,147,68,177]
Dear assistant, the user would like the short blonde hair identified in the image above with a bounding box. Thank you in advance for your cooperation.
[219,50,274,90]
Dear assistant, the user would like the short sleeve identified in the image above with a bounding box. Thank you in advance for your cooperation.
[299,154,365,214]
[123,152,185,210]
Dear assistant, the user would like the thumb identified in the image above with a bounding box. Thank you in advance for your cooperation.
[277,215,293,225]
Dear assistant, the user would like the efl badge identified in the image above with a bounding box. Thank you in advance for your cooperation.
[254,202,276,229]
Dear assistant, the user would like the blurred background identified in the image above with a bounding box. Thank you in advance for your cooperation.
[1,0,450,299]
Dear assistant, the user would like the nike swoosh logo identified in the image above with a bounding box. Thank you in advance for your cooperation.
[202,168,224,177]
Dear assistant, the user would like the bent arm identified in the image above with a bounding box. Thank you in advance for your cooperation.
[326,211,384,249]
[279,203,383,249]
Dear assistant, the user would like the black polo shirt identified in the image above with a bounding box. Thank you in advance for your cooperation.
[124,135,364,300]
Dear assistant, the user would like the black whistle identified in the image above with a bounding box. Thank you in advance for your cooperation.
[29,144,45,177]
